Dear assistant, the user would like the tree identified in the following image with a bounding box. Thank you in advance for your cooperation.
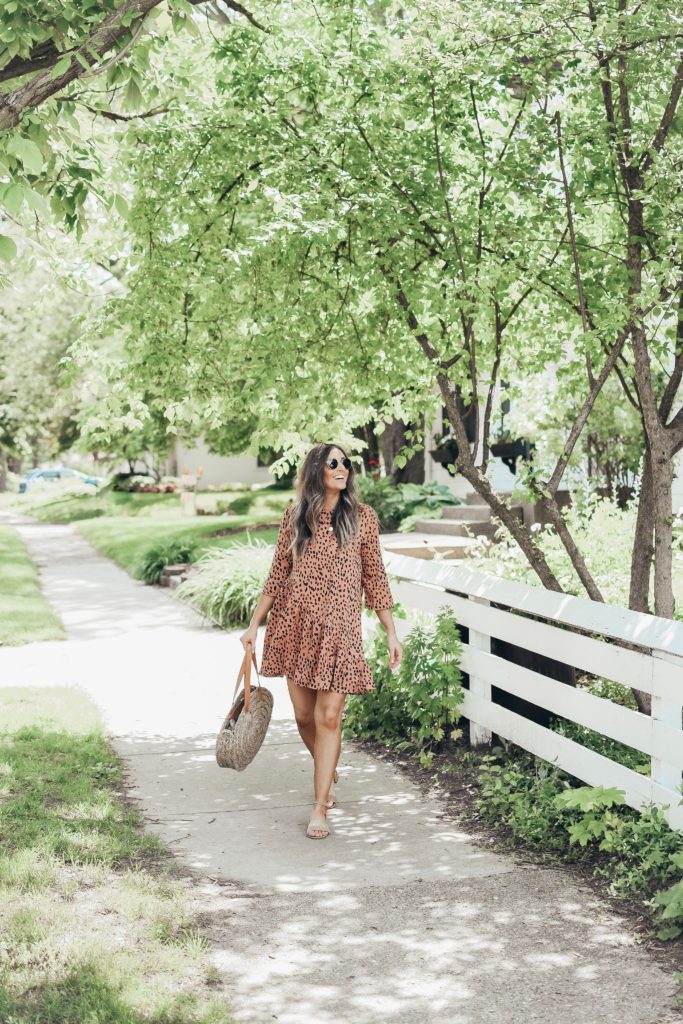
[70,0,682,629]
[0,251,86,481]
[0,0,262,250]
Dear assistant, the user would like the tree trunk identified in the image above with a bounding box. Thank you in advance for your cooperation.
[351,422,381,473]
[437,373,564,592]
[630,451,654,613]
[651,444,675,618]
[380,416,426,484]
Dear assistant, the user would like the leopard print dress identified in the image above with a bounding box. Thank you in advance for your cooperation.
[259,502,396,693]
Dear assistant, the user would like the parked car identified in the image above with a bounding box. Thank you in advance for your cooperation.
[18,467,104,493]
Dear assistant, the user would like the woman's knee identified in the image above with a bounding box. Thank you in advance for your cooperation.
[287,678,315,728]
[314,701,344,732]
[294,706,314,729]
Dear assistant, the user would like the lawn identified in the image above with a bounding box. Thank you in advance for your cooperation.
[6,488,181,524]
[77,512,282,580]
[0,527,65,646]
[0,685,233,1024]
[0,482,293,525]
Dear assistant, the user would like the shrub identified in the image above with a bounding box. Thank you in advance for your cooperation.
[135,539,200,585]
[475,740,683,937]
[215,492,257,516]
[344,606,464,767]
[466,492,683,612]
[476,747,575,853]
[357,477,461,532]
[109,474,176,493]
[174,538,274,627]
[356,476,403,529]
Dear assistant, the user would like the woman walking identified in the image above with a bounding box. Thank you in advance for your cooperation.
[239,442,402,839]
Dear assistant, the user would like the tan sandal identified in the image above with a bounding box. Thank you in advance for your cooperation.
[306,800,331,840]
[323,770,340,808]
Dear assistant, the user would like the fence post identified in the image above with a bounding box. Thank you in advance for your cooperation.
[468,595,492,748]
[651,652,683,795]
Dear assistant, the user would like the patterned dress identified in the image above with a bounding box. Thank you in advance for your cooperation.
[259,502,396,693]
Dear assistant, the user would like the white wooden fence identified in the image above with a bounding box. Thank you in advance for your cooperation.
[382,552,683,830]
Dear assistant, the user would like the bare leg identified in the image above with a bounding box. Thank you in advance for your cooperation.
[287,678,340,796]
[286,678,316,755]
[308,691,346,836]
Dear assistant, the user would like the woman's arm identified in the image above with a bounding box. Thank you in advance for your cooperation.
[375,607,402,670]
[239,505,293,651]
[360,506,402,669]
[249,592,276,629]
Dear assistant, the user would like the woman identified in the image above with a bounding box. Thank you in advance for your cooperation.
[239,442,403,840]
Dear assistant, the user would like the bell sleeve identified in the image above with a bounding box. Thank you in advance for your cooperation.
[361,505,396,611]
[262,505,294,600]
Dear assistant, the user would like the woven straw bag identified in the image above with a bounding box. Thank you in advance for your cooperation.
[215,643,274,771]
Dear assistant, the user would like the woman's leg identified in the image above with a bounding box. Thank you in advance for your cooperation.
[287,678,340,793]
[309,690,346,833]
[286,677,317,755]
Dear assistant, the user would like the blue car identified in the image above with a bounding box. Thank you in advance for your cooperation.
[18,467,104,494]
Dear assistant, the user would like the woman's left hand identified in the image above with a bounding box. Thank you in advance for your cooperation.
[387,634,402,670]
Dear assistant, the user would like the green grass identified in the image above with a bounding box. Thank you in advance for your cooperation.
[1,487,200,524]
[0,527,65,646]
[0,685,234,1024]
[78,515,281,580]
[74,487,293,580]
[0,484,293,525]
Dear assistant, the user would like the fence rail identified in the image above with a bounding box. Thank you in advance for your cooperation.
[382,552,683,830]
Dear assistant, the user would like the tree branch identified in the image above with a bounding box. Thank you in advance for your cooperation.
[0,0,261,130]
[0,1,162,131]
[640,53,683,174]
[0,40,61,84]
[546,326,631,494]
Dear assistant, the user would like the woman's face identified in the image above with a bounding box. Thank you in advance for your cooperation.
[323,446,349,494]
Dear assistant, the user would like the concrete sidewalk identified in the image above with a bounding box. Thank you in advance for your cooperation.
[1,511,680,1023]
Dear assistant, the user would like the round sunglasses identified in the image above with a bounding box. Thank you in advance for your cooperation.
[325,457,351,470]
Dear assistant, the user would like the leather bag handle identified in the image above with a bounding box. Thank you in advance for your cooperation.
[232,641,262,713]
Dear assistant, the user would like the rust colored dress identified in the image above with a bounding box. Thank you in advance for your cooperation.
[259,502,396,693]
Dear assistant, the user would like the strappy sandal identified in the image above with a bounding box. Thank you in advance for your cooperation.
[306,800,331,840]
[323,769,340,809]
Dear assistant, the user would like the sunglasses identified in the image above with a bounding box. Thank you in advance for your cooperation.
[325,457,351,471]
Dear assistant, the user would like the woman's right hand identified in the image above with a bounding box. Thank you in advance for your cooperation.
[239,625,259,653]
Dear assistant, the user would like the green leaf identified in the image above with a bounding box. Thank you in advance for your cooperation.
[51,55,72,78]
[1,182,23,216]
[13,138,43,175]
[114,194,129,219]
[554,786,625,812]
[0,234,17,262]
[124,77,144,111]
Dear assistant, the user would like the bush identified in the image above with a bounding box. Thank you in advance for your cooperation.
[475,740,683,938]
[466,492,683,612]
[174,538,275,627]
[215,492,257,516]
[109,473,176,493]
[135,539,200,584]
[357,477,461,532]
[477,748,575,852]
[343,606,464,767]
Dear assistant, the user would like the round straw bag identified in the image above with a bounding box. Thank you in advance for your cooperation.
[215,643,274,771]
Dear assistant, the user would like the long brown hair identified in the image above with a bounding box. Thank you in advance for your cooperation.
[287,442,361,563]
